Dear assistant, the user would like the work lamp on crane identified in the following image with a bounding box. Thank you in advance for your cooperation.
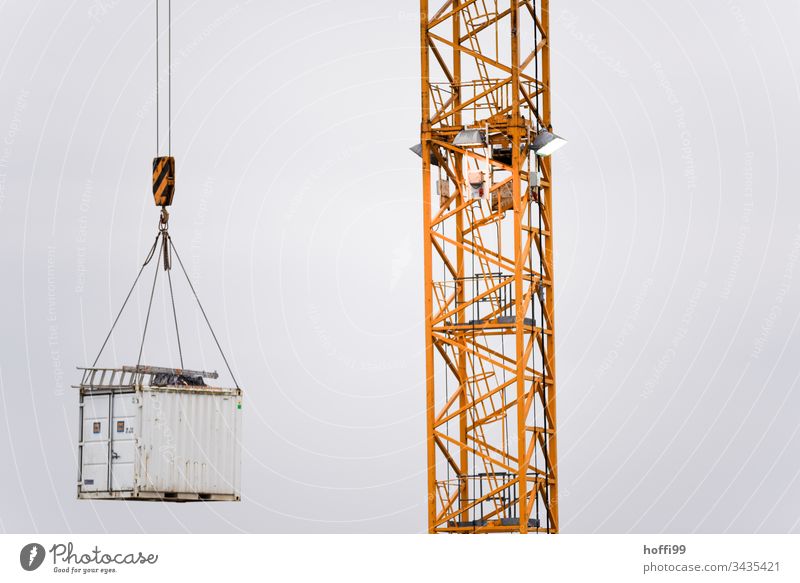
[531,130,567,156]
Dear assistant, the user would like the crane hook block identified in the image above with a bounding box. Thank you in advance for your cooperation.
[152,156,176,206]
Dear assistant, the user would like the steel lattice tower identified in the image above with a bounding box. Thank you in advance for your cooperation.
[419,0,559,533]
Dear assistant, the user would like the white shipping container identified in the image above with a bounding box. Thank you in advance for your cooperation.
[76,366,242,502]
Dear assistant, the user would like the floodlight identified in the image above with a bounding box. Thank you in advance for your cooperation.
[452,128,486,147]
[531,130,567,156]
[409,143,440,166]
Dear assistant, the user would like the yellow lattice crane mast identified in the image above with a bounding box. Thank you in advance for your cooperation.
[416,0,565,533]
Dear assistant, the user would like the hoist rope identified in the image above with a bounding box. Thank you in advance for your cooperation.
[155,0,158,154]
[169,237,240,389]
[165,235,184,369]
[91,234,160,367]
[155,0,172,156]
[91,224,238,387]
[90,1,236,390]
[135,234,164,371]
[168,0,171,155]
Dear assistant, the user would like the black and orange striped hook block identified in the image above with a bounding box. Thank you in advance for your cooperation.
[152,156,176,206]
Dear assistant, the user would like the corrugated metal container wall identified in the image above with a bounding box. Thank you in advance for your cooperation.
[138,388,241,496]
[78,383,242,502]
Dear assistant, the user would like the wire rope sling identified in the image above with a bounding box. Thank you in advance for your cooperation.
[74,0,242,503]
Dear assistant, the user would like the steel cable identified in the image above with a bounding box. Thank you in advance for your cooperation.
[135,234,164,370]
[91,234,160,367]
[165,234,184,368]
[169,237,240,388]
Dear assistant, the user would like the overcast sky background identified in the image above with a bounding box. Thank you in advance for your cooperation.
[0,0,799,533]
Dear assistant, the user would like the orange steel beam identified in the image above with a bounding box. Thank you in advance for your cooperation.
[421,0,437,535]
[541,0,558,533]
[420,0,559,534]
